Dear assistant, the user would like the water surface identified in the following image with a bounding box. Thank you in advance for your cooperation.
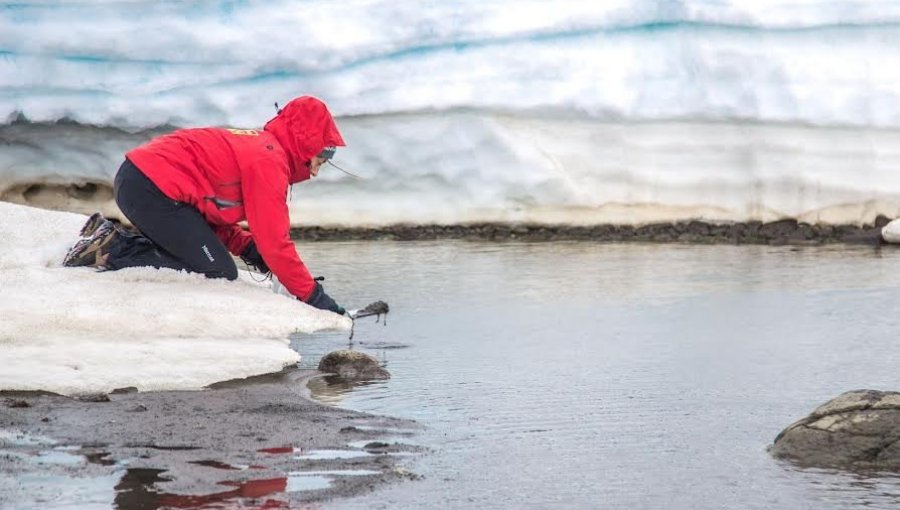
[295,241,900,509]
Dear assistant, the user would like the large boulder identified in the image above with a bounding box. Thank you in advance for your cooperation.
[771,390,900,468]
[318,350,390,381]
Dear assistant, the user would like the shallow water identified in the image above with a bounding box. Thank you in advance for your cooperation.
[295,240,900,509]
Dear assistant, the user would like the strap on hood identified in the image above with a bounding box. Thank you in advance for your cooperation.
[263,96,346,184]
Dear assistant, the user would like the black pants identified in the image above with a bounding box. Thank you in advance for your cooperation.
[109,159,237,280]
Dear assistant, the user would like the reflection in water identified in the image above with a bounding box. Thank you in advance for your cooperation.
[306,375,385,407]
[258,446,295,455]
[188,460,241,471]
[114,468,292,510]
[295,449,373,460]
[85,451,117,466]
[7,443,377,510]
[780,464,900,508]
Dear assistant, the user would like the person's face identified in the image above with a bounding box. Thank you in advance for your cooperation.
[308,156,328,177]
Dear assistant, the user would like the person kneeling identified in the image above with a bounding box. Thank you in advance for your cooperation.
[62,96,346,315]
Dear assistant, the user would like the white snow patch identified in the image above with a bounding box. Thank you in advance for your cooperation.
[882,218,900,244]
[0,201,350,395]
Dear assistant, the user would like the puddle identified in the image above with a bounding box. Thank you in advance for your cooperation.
[292,469,382,476]
[116,469,293,508]
[11,472,121,510]
[258,445,295,455]
[285,474,332,492]
[284,470,383,493]
[0,429,56,447]
[0,448,86,467]
[296,449,373,460]
[34,450,86,466]
[189,459,246,470]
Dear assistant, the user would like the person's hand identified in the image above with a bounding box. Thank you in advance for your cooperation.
[305,281,346,315]
[240,241,269,274]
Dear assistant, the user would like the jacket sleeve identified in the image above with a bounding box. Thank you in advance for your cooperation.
[241,160,316,301]
[213,224,253,256]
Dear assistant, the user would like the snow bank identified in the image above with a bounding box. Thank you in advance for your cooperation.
[0,201,350,395]
[5,1,900,129]
[6,117,900,227]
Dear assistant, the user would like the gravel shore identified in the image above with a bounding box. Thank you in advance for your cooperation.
[0,368,422,508]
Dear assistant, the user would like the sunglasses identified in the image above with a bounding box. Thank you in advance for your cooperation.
[318,146,336,160]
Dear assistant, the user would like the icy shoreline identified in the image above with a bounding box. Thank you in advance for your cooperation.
[0,202,350,395]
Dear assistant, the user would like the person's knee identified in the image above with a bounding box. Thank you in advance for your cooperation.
[222,263,238,281]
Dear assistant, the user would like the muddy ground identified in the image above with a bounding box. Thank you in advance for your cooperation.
[0,369,423,509]
[291,217,892,245]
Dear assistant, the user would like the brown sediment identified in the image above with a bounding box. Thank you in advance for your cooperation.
[0,181,119,218]
[0,368,423,507]
[2,183,892,246]
[291,216,894,245]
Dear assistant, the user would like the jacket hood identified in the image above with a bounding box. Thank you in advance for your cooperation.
[263,96,345,184]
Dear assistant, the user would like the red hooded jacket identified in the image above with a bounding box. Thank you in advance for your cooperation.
[125,96,345,301]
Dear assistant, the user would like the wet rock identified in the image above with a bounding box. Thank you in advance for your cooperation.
[362,441,397,455]
[875,214,892,228]
[4,399,30,408]
[111,386,138,394]
[840,226,886,245]
[75,393,111,403]
[771,390,900,469]
[687,220,710,236]
[759,219,798,240]
[392,466,422,480]
[318,350,390,381]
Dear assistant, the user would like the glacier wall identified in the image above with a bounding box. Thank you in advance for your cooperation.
[4,1,900,225]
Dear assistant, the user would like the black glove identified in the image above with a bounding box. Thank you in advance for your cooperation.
[306,281,346,315]
[240,241,269,274]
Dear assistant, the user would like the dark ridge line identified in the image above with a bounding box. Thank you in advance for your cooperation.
[5,109,896,133]
[290,217,893,245]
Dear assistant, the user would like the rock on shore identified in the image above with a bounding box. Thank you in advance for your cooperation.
[771,390,900,468]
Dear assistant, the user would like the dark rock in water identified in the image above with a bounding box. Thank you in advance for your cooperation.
[111,386,138,394]
[318,350,390,381]
[771,390,900,469]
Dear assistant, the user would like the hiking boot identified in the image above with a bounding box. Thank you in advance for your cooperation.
[79,212,106,238]
[63,220,119,268]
